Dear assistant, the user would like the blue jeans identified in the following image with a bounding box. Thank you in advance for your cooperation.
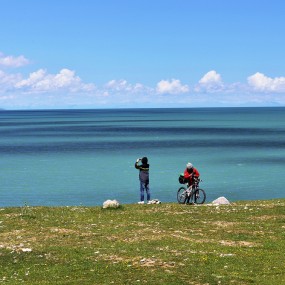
[140,182,150,202]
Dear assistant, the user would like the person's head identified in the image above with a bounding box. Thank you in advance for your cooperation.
[186,162,193,170]
[142,157,148,164]
[186,162,193,173]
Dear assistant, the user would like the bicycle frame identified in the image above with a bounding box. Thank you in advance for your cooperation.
[177,174,206,204]
[185,180,198,202]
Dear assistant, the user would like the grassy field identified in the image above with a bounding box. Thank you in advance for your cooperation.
[0,199,285,284]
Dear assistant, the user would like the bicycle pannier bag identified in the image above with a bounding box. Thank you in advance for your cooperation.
[178,174,187,184]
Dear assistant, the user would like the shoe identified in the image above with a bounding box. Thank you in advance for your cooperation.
[147,201,152,204]
[138,201,144,204]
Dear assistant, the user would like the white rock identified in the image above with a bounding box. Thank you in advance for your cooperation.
[103,199,120,209]
[211,197,231,205]
[21,248,32,252]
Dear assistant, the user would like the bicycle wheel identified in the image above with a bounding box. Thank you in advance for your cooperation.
[177,187,187,204]
[193,188,206,204]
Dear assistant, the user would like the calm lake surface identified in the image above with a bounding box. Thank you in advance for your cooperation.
[0,107,284,207]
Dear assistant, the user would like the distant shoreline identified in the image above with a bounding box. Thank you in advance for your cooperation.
[1,106,285,111]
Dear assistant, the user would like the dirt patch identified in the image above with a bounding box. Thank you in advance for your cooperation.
[220,240,259,247]
[250,215,285,221]
[211,221,240,228]
[136,258,177,268]
[49,227,78,234]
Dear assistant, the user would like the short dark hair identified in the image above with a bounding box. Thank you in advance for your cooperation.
[141,157,148,164]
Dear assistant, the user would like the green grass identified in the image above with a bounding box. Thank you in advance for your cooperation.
[1,199,285,284]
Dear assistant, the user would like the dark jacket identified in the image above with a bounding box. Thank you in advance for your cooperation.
[135,162,149,184]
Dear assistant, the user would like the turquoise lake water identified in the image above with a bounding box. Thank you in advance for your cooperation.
[0,107,284,207]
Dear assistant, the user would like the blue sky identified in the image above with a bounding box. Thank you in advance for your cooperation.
[1,0,285,109]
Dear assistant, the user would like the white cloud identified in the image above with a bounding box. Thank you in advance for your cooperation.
[105,79,149,93]
[247,72,285,92]
[0,52,30,68]
[15,68,95,93]
[156,79,189,94]
[199,70,222,84]
[1,50,285,108]
[195,70,224,92]
[105,79,130,91]
[0,70,22,91]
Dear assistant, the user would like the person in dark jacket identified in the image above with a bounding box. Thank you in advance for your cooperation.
[135,157,150,204]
